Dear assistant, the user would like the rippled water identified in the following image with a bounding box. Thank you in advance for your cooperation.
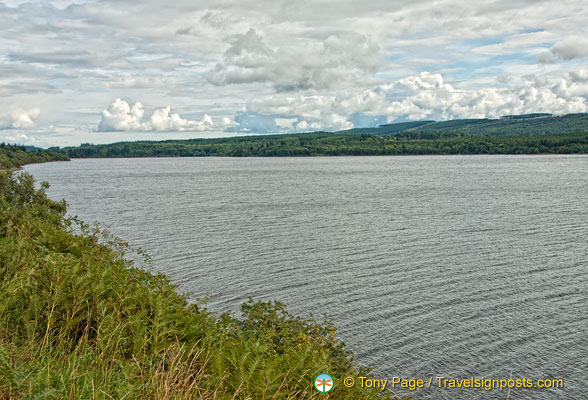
[25,156,587,399]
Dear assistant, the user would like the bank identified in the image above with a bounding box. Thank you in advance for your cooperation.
[0,149,406,399]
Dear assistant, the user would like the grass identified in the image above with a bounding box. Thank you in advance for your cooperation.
[0,170,405,399]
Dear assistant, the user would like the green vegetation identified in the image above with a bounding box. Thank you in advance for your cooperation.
[0,169,403,399]
[0,143,69,170]
[59,113,588,158]
[410,113,588,136]
[346,113,588,136]
[7,112,585,398]
[63,131,588,158]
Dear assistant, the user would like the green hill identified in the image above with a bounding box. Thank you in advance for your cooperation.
[60,113,588,158]
[0,143,69,169]
[345,113,588,136]
[62,131,588,158]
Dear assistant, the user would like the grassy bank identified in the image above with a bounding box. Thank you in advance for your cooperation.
[0,144,69,170]
[0,169,403,399]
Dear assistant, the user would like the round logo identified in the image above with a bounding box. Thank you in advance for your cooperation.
[314,373,334,393]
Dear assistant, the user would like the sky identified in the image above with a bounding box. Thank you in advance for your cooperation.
[1,0,588,147]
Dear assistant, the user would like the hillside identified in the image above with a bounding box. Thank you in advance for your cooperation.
[60,113,588,158]
[344,113,588,136]
[0,143,69,169]
[62,131,588,158]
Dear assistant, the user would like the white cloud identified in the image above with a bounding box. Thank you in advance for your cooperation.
[243,94,356,131]
[274,117,297,129]
[0,108,41,130]
[294,120,309,130]
[206,28,379,91]
[374,71,588,120]
[12,108,40,129]
[150,106,213,131]
[98,99,147,131]
[98,99,236,132]
[0,132,41,146]
[220,117,239,129]
[243,70,588,131]
[2,0,588,144]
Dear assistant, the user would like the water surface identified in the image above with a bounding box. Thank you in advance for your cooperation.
[25,155,588,399]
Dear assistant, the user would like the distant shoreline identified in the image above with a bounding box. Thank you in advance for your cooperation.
[60,130,588,159]
[62,152,588,160]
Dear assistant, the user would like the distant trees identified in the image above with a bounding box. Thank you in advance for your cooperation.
[62,131,588,158]
[0,144,69,170]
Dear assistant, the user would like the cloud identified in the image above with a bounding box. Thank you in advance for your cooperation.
[375,71,588,120]
[11,108,40,129]
[2,0,588,145]
[150,106,213,131]
[0,132,40,145]
[106,75,171,89]
[234,95,357,133]
[98,99,147,131]
[0,80,59,96]
[376,71,588,120]
[220,117,239,129]
[8,50,112,68]
[0,108,41,130]
[238,70,588,131]
[98,99,237,132]
[0,133,45,146]
[546,36,588,61]
[206,28,379,92]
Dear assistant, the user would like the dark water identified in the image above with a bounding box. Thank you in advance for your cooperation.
[25,156,587,399]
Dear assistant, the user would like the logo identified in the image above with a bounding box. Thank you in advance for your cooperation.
[314,373,334,393]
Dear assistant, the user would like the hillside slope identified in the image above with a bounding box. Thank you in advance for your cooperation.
[344,113,588,136]
[0,144,69,169]
[62,131,588,158]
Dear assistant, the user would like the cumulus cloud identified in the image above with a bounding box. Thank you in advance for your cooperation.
[220,117,239,129]
[150,106,213,131]
[234,94,357,133]
[98,99,147,131]
[236,70,588,132]
[0,108,41,130]
[376,71,588,120]
[206,28,379,91]
[98,99,237,132]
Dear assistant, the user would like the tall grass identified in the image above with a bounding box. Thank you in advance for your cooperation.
[0,170,405,399]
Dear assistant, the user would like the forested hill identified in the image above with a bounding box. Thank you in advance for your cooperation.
[62,131,588,157]
[61,112,588,158]
[337,113,588,136]
[0,143,69,169]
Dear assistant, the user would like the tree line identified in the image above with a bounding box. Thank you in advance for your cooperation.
[0,143,69,170]
[62,131,588,158]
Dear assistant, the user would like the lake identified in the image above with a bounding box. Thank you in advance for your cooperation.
[25,155,587,399]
